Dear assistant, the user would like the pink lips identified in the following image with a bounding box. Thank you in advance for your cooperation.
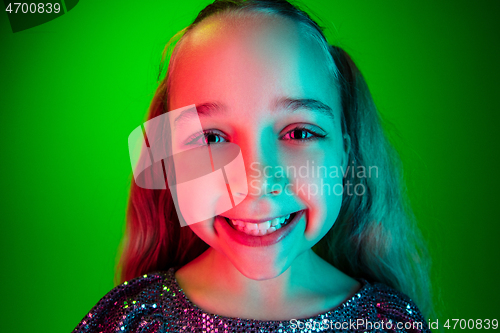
[215,210,304,247]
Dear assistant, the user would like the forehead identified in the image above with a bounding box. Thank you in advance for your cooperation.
[168,13,336,112]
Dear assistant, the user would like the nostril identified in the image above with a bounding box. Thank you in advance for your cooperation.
[268,186,282,195]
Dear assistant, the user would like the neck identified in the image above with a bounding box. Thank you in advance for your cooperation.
[175,247,359,320]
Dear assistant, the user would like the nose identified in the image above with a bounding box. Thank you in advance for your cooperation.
[241,136,287,198]
[247,161,284,197]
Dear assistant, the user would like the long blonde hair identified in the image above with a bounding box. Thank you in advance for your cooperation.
[118,0,432,319]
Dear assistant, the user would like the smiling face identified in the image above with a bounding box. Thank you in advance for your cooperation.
[168,13,348,280]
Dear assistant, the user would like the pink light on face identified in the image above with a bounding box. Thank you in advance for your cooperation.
[169,141,248,226]
[128,104,248,226]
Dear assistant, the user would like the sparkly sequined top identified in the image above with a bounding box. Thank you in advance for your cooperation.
[73,268,430,332]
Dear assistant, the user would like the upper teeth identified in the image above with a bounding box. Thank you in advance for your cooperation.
[230,214,291,236]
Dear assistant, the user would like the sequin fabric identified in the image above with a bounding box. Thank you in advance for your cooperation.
[73,268,430,332]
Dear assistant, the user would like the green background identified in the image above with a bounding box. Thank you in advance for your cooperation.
[1,0,499,331]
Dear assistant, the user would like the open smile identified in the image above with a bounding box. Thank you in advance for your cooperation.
[225,213,295,236]
[216,210,305,247]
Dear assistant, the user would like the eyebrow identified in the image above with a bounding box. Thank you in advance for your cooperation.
[273,97,334,120]
[173,97,334,126]
[173,102,224,128]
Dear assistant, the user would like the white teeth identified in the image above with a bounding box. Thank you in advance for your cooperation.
[259,221,271,230]
[228,214,293,236]
[246,223,258,230]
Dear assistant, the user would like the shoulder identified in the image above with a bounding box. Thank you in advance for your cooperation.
[73,269,182,332]
[350,279,430,332]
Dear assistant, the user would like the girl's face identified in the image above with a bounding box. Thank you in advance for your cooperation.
[169,15,347,279]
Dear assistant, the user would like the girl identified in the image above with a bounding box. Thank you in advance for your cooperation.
[74,0,432,331]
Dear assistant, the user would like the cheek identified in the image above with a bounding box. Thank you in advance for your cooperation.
[188,219,219,249]
[283,146,344,240]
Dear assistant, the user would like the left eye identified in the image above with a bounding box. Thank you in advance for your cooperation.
[280,127,324,141]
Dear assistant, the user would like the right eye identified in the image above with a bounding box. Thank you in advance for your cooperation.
[185,130,228,146]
